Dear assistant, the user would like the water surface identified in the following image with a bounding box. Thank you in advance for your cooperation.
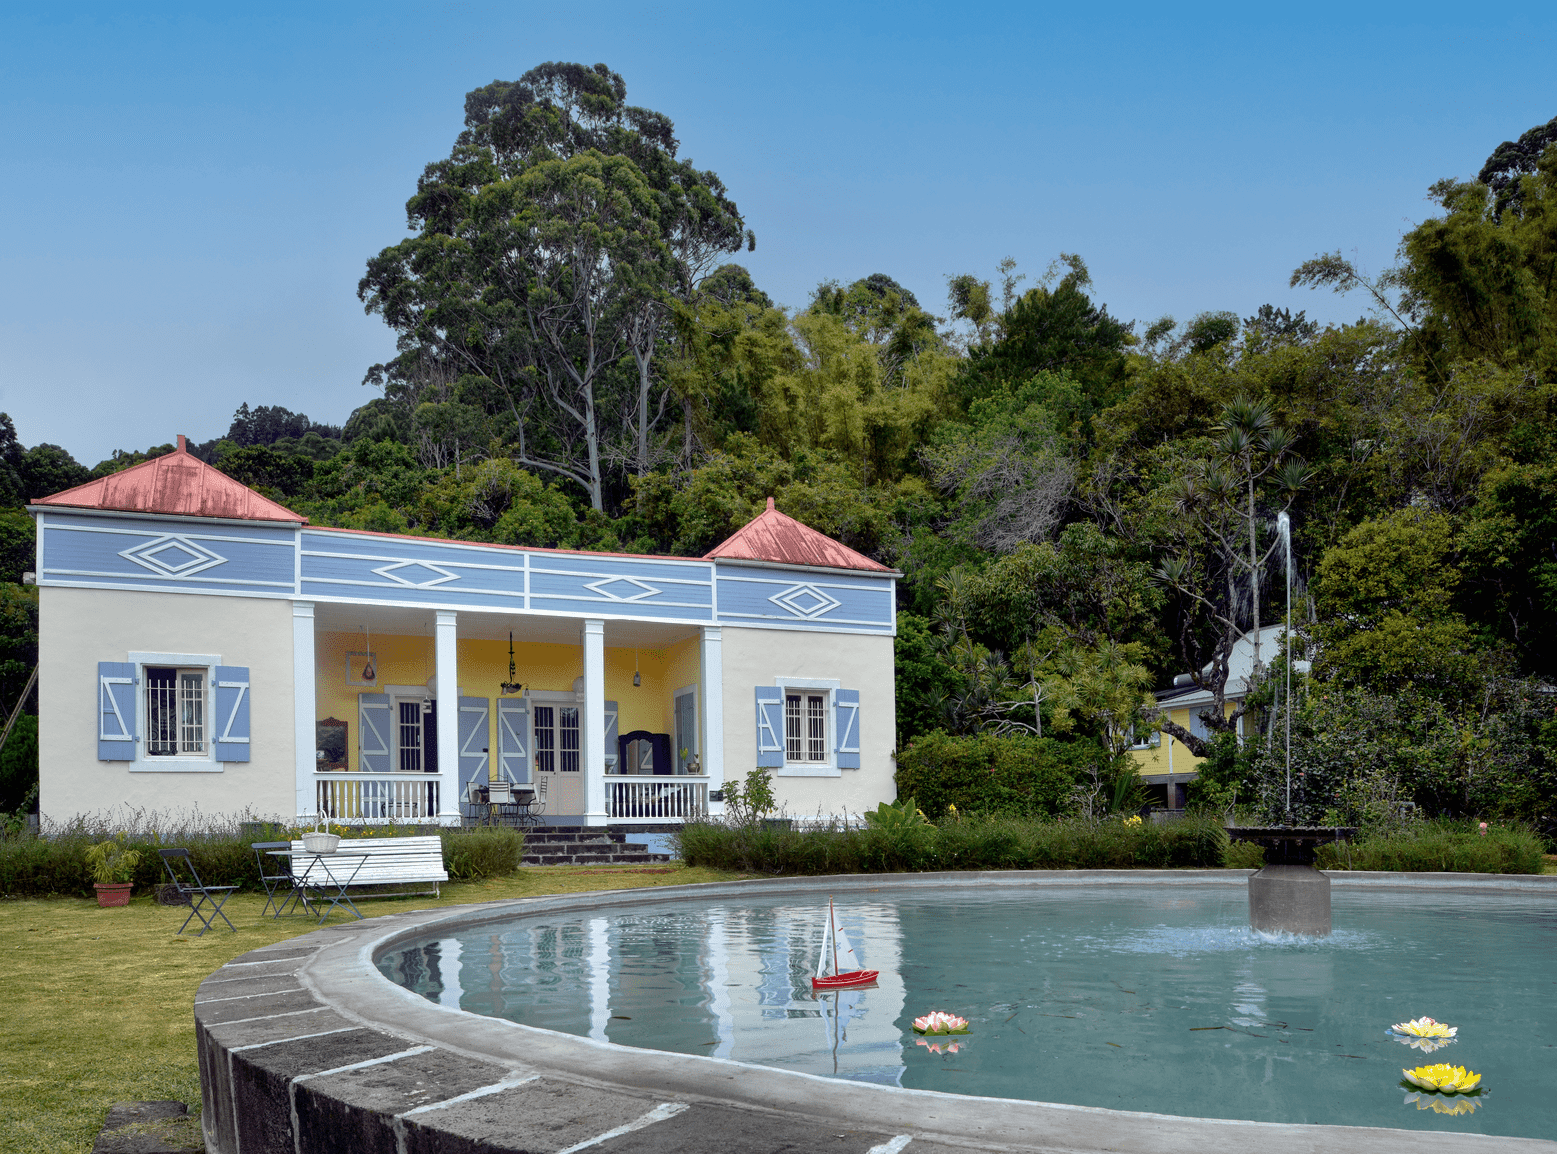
[378,886,1557,1138]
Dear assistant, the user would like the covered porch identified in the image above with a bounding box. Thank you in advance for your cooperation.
[292,602,725,826]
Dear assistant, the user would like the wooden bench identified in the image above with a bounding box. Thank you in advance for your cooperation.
[288,835,448,901]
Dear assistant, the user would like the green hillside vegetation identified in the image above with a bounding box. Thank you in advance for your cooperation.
[2,72,1554,846]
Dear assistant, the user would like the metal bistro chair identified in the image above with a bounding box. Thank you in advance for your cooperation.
[511,782,543,829]
[251,841,296,917]
[158,848,238,936]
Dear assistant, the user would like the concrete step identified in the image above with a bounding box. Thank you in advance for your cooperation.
[523,851,673,867]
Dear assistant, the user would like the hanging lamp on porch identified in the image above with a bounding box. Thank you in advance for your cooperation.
[633,648,641,687]
[499,632,524,696]
[361,624,376,683]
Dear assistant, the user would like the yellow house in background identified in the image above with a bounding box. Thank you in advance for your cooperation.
[1128,626,1304,810]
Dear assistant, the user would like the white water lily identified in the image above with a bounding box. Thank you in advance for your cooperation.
[1390,1016,1457,1039]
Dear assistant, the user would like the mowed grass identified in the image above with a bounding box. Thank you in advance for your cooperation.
[0,864,749,1154]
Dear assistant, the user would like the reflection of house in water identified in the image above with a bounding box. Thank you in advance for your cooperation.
[387,902,906,1086]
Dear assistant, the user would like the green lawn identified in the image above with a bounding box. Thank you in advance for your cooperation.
[0,864,748,1154]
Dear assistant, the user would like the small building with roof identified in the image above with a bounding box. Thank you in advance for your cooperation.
[1127,625,1306,809]
[29,441,898,827]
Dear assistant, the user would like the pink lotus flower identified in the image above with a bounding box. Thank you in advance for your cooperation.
[912,1011,970,1035]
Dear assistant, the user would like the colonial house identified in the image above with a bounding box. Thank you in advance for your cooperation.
[29,438,898,827]
[1128,625,1306,809]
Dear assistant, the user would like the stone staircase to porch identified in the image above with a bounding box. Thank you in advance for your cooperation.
[519,826,673,867]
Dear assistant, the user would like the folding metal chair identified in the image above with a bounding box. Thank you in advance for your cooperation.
[251,841,296,917]
[158,848,238,936]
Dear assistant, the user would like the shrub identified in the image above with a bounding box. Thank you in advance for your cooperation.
[1316,820,1543,874]
[894,730,1108,820]
[675,812,1230,874]
[438,826,524,879]
[0,809,525,897]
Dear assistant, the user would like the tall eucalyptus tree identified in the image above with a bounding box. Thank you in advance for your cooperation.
[360,63,751,508]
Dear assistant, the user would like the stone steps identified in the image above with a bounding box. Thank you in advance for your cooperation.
[518,825,671,866]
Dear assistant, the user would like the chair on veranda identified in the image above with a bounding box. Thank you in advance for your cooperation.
[159,848,238,936]
[251,841,296,918]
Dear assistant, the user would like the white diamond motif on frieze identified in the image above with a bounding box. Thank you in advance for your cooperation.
[584,575,662,602]
[769,583,841,619]
[120,535,228,577]
[372,560,460,587]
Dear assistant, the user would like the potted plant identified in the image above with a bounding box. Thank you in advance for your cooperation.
[85,836,143,907]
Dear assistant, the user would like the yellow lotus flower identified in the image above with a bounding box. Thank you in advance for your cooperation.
[1405,1093,1482,1115]
[1391,1016,1457,1039]
[1402,1064,1482,1094]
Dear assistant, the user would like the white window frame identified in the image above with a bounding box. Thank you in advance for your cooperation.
[773,676,841,778]
[528,689,581,774]
[128,650,221,773]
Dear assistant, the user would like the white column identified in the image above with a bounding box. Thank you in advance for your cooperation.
[435,610,460,822]
[582,619,607,826]
[292,601,316,821]
[700,626,724,813]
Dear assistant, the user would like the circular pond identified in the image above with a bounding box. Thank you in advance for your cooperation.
[379,884,1557,1140]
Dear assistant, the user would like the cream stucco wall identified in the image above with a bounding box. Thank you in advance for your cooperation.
[38,586,297,822]
[720,626,896,818]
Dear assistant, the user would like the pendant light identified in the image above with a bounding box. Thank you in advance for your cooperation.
[633,649,641,688]
[500,632,524,696]
[362,624,376,683]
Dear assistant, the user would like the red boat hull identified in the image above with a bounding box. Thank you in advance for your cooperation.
[811,970,879,990]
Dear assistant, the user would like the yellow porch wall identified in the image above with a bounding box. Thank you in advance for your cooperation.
[315,630,700,777]
[1128,701,1239,777]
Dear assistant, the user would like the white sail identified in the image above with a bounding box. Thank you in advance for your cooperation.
[833,922,859,972]
[815,914,832,979]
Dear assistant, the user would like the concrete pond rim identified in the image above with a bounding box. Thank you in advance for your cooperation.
[195,869,1557,1154]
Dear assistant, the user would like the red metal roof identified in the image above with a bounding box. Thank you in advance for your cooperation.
[704,497,891,572]
[32,436,306,523]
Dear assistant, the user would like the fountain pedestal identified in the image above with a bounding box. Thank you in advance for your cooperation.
[1227,827,1354,938]
[1248,864,1331,935]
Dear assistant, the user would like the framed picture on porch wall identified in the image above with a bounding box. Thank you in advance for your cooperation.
[346,652,378,687]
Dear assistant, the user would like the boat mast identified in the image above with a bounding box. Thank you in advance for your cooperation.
[830,898,839,976]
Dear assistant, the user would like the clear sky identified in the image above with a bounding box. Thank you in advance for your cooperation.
[2,1,1553,466]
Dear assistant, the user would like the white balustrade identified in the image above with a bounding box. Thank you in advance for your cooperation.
[315,773,440,822]
[605,777,708,821]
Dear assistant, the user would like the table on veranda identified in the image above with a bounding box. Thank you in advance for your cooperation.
[266,850,370,924]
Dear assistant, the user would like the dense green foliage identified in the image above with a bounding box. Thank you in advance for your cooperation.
[1315,821,1544,874]
[2,76,1555,840]
[893,730,1112,820]
[676,812,1231,874]
[0,817,523,897]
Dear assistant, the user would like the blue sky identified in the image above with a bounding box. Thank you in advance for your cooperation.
[2,2,1553,466]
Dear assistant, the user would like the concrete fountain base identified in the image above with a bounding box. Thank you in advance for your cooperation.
[1249,863,1332,936]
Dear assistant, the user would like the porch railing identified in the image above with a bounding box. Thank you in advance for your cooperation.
[315,773,440,821]
[606,776,708,821]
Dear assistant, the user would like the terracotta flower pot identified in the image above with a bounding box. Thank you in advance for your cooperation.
[94,882,133,908]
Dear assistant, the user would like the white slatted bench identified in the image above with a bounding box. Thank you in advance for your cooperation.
[289,836,448,901]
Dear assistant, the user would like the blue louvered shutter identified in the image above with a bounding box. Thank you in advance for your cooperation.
[497,697,530,783]
[98,661,136,761]
[213,666,250,762]
[834,689,860,769]
[358,694,392,773]
[755,687,784,768]
[604,700,619,773]
[458,697,490,814]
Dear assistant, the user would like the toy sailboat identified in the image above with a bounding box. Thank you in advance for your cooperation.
[811,898,879,990]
